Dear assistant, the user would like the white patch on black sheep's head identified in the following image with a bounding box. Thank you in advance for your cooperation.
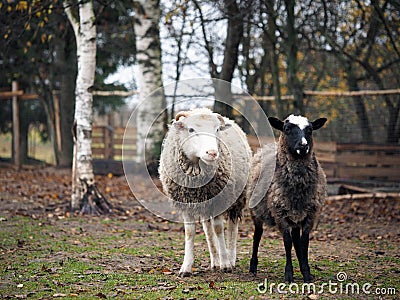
[173,108,231,164]
[269,114,327,158]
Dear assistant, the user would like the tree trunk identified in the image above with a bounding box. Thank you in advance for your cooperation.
[346,69,373,143]
[39,90,58,165]
[57,20,76,167]
[134,0,167,174]
[213,0,243,119]
[284,0,304,114]
[387,100,400,144]
[65,0,112,214]
[360,61,400,144]
[265,0,284,119]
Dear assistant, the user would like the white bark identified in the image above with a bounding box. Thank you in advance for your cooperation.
[65,1,97,210]
[134,0,166,164]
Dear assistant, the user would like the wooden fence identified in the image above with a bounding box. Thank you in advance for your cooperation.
[92,126,136,161]
[315,142,400,181]
[93,126,400,181]
[248,136,400,181]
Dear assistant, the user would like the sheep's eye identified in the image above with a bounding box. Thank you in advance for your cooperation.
[188,128,195,133]
[216,128,220,132]
[284,126,291,134]
[304,127,312,135]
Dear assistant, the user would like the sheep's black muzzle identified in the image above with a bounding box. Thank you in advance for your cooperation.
[294,144,310,158]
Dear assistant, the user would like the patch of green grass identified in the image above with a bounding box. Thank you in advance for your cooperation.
[0,131,55,164]
[1,215,399,299]
[0,133,12,158]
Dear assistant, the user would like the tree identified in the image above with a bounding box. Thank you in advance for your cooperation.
[359,0,400,143]
[93,0,136,115]
[284,0,304,114]
[237,0,284,118]
[0,1,78,166]
[193,0,244,119]
[134,0,167,172]
[265,0,284,119]
[65,0,112,214]
[0,1,59,164]
[312,0,400,143]
[162,1,196,119]
[48,11,77,166]
[1,1,135,167]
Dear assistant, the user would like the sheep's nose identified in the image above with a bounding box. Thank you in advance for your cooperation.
[296,145,309,156]
[206,150,218,159]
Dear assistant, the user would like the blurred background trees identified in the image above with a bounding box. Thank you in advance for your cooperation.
[1,0,399,168]
[161,0,399,143]
[1,0,135,166]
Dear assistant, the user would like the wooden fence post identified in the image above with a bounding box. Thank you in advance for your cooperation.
[103,126,114,159]
[12,81,21,169]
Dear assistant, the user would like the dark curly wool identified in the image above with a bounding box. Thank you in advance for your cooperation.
[251,135,326,228]
[248,118,327,283]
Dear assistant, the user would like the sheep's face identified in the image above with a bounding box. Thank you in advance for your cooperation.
[269,115,327,158]
[173,112,231,164]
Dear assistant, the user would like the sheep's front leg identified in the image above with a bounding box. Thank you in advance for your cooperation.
[299,218,314,283]
[213,215,232,272]
[249,217,263,274]
[180,216,195,277]
[282,229,294,283]
[226,217,238,267]
[202,219,220,269]
[292,226,302,262]
[292,226,312,282]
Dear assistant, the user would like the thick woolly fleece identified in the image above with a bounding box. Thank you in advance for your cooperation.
[159,110,251,221]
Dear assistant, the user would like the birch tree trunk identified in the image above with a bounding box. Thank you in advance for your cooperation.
[134,0,166,172]
[65,1,112,214]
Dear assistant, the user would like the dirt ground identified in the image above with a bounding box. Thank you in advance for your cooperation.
[0,165,399,299]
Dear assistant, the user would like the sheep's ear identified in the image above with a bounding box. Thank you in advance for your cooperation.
[268,117,284,132]
[311,118,327,131]
[173,120,185,130]
[219,123,232,131]
[175,111,189,121]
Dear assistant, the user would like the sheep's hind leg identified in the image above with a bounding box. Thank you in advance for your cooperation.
[249,217,263,274]
[226,217,239,267]
[179,214,196,277]
[214,215,232,272]
[202,219,220,269]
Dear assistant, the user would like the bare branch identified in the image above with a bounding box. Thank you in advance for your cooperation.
[192,0,217,77]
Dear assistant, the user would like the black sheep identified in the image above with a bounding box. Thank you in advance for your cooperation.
[248,114,327,283]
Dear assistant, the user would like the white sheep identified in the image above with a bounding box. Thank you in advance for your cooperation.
[248,114,327,283]
[159,108,251,276]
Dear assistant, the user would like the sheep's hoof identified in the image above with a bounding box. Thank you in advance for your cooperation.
[249,258,258,275]
[284,273,294,283]
[221,266,233,273]
[284,265,294,283]
[179,271,192,277]
[303,274,314,283]
[249,269,257,276]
